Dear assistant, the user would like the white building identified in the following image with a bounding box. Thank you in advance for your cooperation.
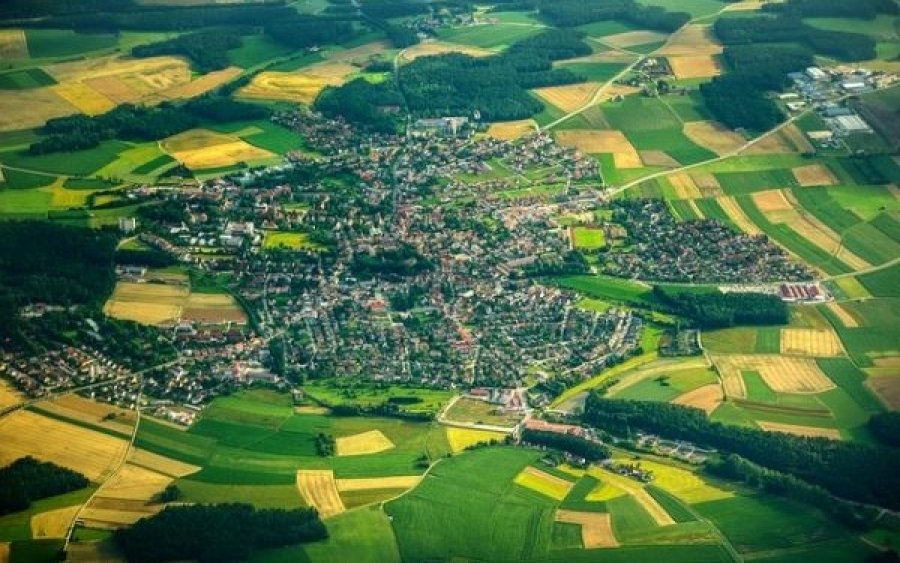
[806,66,829,81]
[833,115,872,134]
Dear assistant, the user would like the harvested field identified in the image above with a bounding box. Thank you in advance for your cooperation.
[781,123,815,153]
[335,430,395,456]
[825,302,860,328]
[716,196,764,235]
[239,63,357,104]
[51,82,115,115]
[0,380,24,411]
[45,55,190,91]
[658,25,722,56]
[37,394,136,436]
[80,501,161,529]
[591,468,675,526]
[399,41,493,63]
[867,376,900,410]
[0,543,7,563]
[0,87,78,131]
[757,421,841,440]
[31,506,82,539]
[335,476,421,492]
[181,292,247,324]
[127,448,200,478]
[445,427,507,453]
[683,121,745,156]
[486,120,537,141]
[671,384,723,415]
[162,128,275,170]
[555,129,642,168]
[103,282,187,325]
[533,82,600,113]
[669,173,702,199]
[690,172,722,197]
[84,75,140,104]
[555,510,618,548]
[93,463,173,501]
[640,150,680,167]
[741,131,795,154]
[711,354,835,396]
[514,466,574,500]
[0,410,127,481]
[780,328,843,357]
[792,164,838,187]
[668,55,721,79]
[296,470,345,518]
[601,30,669,49]
[0,29,28,59]
[330,41,392,63]
[753,189,793,212]
[159,66,242,99]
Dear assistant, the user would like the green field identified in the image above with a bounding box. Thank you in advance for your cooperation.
[576,20,637,38]
[554,275,658,307]
[444,397,522,427]
[0,68,57,89]
[301,381,454,415]
[603,96,683,132]
[572,226,606,248]
[636,0,729,19]
[227,34,295,68]
[556,62,628,82]
[436,24,542,50]
[626,128,717,165]
[211,120,307,155]
[24,29,119,59]
[820,299,900,368]
[714,169,798,195]
[1,141,130,177]
[857,263,900,297]
[613,377,682,402]
[804,15,899,42]
[0,487,95,542]
[262,230,324,251]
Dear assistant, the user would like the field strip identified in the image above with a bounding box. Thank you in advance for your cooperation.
[792,164,838,187]
[445,427,507,452]
[757,422,841,440]
[556,510,619,548]
[715,196,763,235]
[824,302,859,328]
[606,357,709,396]
[31,506,82,539]
[296,470,345,518]
[671,384,723,415]
[590,468,675,526]
[335,430,395,456]
[554,129,641,167]
[711,354,835,394]
[514,466,575,500]
[684,121,743,155]
[335,475,422,492]
[782,191,871,270]
[780,328,843,357]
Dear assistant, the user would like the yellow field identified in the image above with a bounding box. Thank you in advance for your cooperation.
[754,189,792,212]
[0,542,9,563]
[658,25,722,56]
[867,376,900,410]
[0,29,28,59]
[446,427,507,453]
[834,276,871,300]
[792,164,838,186]
[554,129,642,168]
[671,384,724,415]
[601,30,669,49]
[37,394,136,436]
[94,463,173,501]
[128,448,200,478]
[486,120,537,141]
[399,41,493,63]
[825,302,860,328]
[514,467,574,500]
[618,458,733,504]
[781,124,815,153]
[668,55,721,79]
[555,510,618,548]
[716,196,764,235]
[162,128,275,170]
[683,121,744,156]
[335,430,395,456]
[31,506,82,539]
[668,173,702,199]
[239,62,357,104]
[0,380,24,411]
[711,354,835,396]
[159,66,242,99]
[296,470,345,518]
[587,467,675,526]
[103,282,187,325]
[585,481,625,502]
[46,55,190,92]
[690,172,722,197]
[51,82,116,115]
[780,328,843,357]
[85,75,141,104]
[335,476,421,492]
[757,421,841,440]
[0,410,127,482]
[81,463,173,528]
[80,500,161,529]
[533,82,601,113]
[0,87,79,131]
[640,150,680,167]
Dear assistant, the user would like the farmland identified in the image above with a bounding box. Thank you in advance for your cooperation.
[103,279,246,326]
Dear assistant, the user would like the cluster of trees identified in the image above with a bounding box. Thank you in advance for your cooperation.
[132,30,242,73]
[114,248,177,268]
[651,288,788,328]
[721,44,814,91]
[314,432,335,456]
[511,0,689,31]
[0,0,131,18]
[868,412,900,447]
[114,503,328,563]
[0,457,89,515]
[349,244,434,279]
[763,0,898,20]
[707,454,874,529]
[30,97,268,155]
[583,395,900,510]
[520,428,610,461]
[358,0,427,19]
[265,18,356,49]
[315,78,405,133]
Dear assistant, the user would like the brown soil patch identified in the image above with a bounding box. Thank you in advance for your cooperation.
[753,189,793,212]
[716,195,764,235]
[672,384,723,415]
[781,328,843,357]
[640,150,680,168]
[0,87,79,131]
[239,63,357,104]
[335,476,421,492]
[825,302,859,328]
[37,395,136,436]
[668,56,722,79]
[128,448,200,478]
[781,123,815,153]
[0,30,28,59]
[683,121,745,156]
[691,172,723,197]
[52,82,116,115]
[159,66,242,99]
[556,510,619,548]
[669,173,702,198]
[711,354,835,396]
[658,25,722,56]
[533,82,601,113]
[601,31,669,49]
[84,75,140,104]
[335,430,395,456]
[741,131,795,154]
[31,506,82,539]
[757,421,841,440]
[399,41,493,63]
[296,470,345,518]
[487,120,537,141]
[792,164,838,187]
[867,376,900,410]
[93,463,173,502]
[555,129,642,168]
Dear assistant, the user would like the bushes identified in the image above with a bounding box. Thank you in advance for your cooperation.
[0,457,90,515]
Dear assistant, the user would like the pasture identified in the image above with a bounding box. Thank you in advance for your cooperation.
[572,226,606,249]
[443,398,523,428]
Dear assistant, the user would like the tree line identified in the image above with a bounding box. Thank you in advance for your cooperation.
[489,0,690,32]
[132,30,242,73]
[762,0,898,20]
[0,457,89,515]
[583,395,900,510]
[521,428,610,461]
[114,503,328,563]
[651,287,788,328]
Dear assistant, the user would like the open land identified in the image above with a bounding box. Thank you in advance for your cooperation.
[239,62,358,104]
[533,82,601,114]
[780,328,843,357]
[555,129,642,167]
[161,128,275,170]
[335,430,395,456]
[756,421,842,440]
[555,510,618,548]
[297,470,346,518]
[486,120,538,141]
[683,121,745,156]
[711,354,836,397]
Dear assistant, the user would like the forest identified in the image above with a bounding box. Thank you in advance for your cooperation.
[520,428,610,461]
[500,0,690,31]
[868,412,900,447]
[0,457,89,515]
[583,395,900,510]
[762,0,898,20]
[349,244,434,279]
[132,30,242,73]
[652,288,789,328]
[114,503,328,563]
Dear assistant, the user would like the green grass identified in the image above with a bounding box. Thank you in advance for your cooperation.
[1,141,130,176]
[301,381,454,414]
[698,327,757,353]
[559,475,607,513]
[62,177,117,190]
[665,92,712,122]
[607,494,658,542]
[0,68,56,89]
[491,11,546,26]
[858,263,900,297]
[636,0,729,19]
[554,275,659,308]
[646,486,697,523]
[668,367,718,393]
[0,168,56,190]
[175,480,305,509]
[131,154,176,175]
[436,24,542,49]
[386,447,554,562]
[790,186,862,233]
[603,96,683,132]
[626,128,717,165]
[572,226,606,248]
[693,198,737,229]
[755,327,781,353]
[613,377,682,402]
[842,216,900,265]
[24,29,118,59]
[714,169,798,195]
[262,230,324,251]
[0,487,95,542]
[670,199,702,220]
[821,299,900,368]
[803,15,898,42]
[227,34,295,68]
[210,120,307,155]
[743,371,778,403]
[577,20,637,37]
[825,184,900,221]
[551,522,584,550]
[749,537,877,563]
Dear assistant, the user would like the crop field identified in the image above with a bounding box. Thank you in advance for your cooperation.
[671,385,724,415]
[81,463,173,529]
[640,150,680,167]
[0,68,57,90]
[30,506,81,539]
[239,62,357,104]
[51,82,116,115]
[822,299,900,367]
[590,467,674,526]
[0,29,28,59]
[555,510,618,548]
[486,119,538,140]
[555,129,642,167]
[161,128,275,170]
[0,410,127,482]
[779,328,843,357]
[792,164,838,186]
[34,394,136,436]
[667,56,721,79]
[436,24,542,50]
[103,282,187,325]
[867,376,900,410]
[335,430,395,456]
[296,470,345,518]
[0,380,24,411]
[399,41,493,63]
[262,230,324,251]
[572,226,606,249]
[619,459,733,505]
[682,121,745,156]
[0,87,78,131]
[600,30,669,50]
[515,466,576,501]
[711,354,835,398]
[444,397,523,427]
[658,25,723,57]
[445,427,507,452]
[533,82,601,113]
[756,421,841,440]
[128,448,200,478]
[858,263,900,297]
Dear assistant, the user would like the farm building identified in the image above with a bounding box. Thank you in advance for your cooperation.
[832,115,872,134]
